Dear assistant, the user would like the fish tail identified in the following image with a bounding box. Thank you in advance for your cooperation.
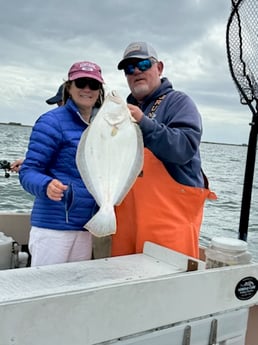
[84,205,116,237]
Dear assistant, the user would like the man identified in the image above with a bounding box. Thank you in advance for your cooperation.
[10,84,64,172]
[112,41,216,258]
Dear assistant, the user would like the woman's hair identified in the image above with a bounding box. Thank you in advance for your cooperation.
[63,80,105,108]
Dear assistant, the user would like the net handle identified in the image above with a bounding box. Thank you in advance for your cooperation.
[226,0,258,241]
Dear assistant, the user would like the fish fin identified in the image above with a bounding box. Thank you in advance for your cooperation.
[84,205,116,237]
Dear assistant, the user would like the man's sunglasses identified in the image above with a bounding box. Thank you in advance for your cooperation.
[74,78,101,90]
[124,59,156,75]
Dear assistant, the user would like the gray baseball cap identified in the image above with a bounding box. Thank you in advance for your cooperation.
[117,41,158,70]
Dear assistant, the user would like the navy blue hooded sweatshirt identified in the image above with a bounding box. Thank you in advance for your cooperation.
[127,77,204,187]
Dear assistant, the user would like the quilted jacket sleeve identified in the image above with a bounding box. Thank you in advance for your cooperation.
[19,111,62,198]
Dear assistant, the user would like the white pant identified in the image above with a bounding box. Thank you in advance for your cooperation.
[29,226,92,267]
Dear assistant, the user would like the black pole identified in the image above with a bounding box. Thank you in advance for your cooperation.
[225,0,258,242]
[238,112,258,241]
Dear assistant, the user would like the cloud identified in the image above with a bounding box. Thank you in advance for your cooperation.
[0,0,252,144]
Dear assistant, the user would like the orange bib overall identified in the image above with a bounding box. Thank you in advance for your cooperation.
[112,148,216,258]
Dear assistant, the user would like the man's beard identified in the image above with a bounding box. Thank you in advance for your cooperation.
[131,84,149,99]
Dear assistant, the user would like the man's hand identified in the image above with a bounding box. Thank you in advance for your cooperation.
[127,104,144,122]
[10,158,24,172]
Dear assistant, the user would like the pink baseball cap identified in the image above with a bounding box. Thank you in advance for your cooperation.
[68,61,104,83]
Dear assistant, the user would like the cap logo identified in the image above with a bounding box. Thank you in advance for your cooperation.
[79,62,99,72]
[124,44,142,56]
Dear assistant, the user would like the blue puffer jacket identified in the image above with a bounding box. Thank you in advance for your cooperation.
[19,98,97,230]
[127,77,204,187]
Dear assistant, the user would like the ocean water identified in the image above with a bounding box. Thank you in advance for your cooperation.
[0,124,257,260]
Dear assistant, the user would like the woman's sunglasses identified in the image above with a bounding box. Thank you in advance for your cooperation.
[124,59,156,75]
[74,78,101,90]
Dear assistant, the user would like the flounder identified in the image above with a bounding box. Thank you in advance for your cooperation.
[76,90,144,237]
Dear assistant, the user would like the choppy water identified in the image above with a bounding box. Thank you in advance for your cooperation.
[0,124,34,211]
[0,124,257,260]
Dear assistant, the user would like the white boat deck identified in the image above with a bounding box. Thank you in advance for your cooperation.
[0,242,258,344]
[0,242,196,302]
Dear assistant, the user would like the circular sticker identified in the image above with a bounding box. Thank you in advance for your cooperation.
[235,276,258,300]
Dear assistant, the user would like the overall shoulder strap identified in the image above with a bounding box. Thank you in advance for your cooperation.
[148,94,166,118]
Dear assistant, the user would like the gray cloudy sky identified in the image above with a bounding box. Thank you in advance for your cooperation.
[0,0,252,144]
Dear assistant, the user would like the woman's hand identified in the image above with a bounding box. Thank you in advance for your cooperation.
[47,179,68,201]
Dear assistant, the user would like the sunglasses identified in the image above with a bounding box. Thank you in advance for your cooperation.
[74,78,101,90]
[124,59,156,75]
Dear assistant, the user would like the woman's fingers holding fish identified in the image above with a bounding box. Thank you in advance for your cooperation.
[127,104,144,122]
[47,179,68,201]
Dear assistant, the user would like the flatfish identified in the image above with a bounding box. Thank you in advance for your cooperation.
[76,90,144,237]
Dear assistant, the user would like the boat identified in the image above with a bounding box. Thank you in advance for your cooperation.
[1,2,258,343]
[0,212,257,345]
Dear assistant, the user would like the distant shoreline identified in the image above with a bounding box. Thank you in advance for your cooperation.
[0,122,32,128]
[0,122,247,146]
[201,141,247,147]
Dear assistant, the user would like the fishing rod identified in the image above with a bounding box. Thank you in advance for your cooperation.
[0,160,11,178]
[226,0,258,241]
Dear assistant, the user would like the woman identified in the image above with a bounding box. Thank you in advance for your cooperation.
[19,61,105,266]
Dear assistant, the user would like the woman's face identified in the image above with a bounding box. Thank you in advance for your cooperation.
[69,78,101,110]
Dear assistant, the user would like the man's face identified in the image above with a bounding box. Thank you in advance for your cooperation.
[123,58,163,101]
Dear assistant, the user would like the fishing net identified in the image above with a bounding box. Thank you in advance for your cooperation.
[227,0,258,106]
[226,0,258,240]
